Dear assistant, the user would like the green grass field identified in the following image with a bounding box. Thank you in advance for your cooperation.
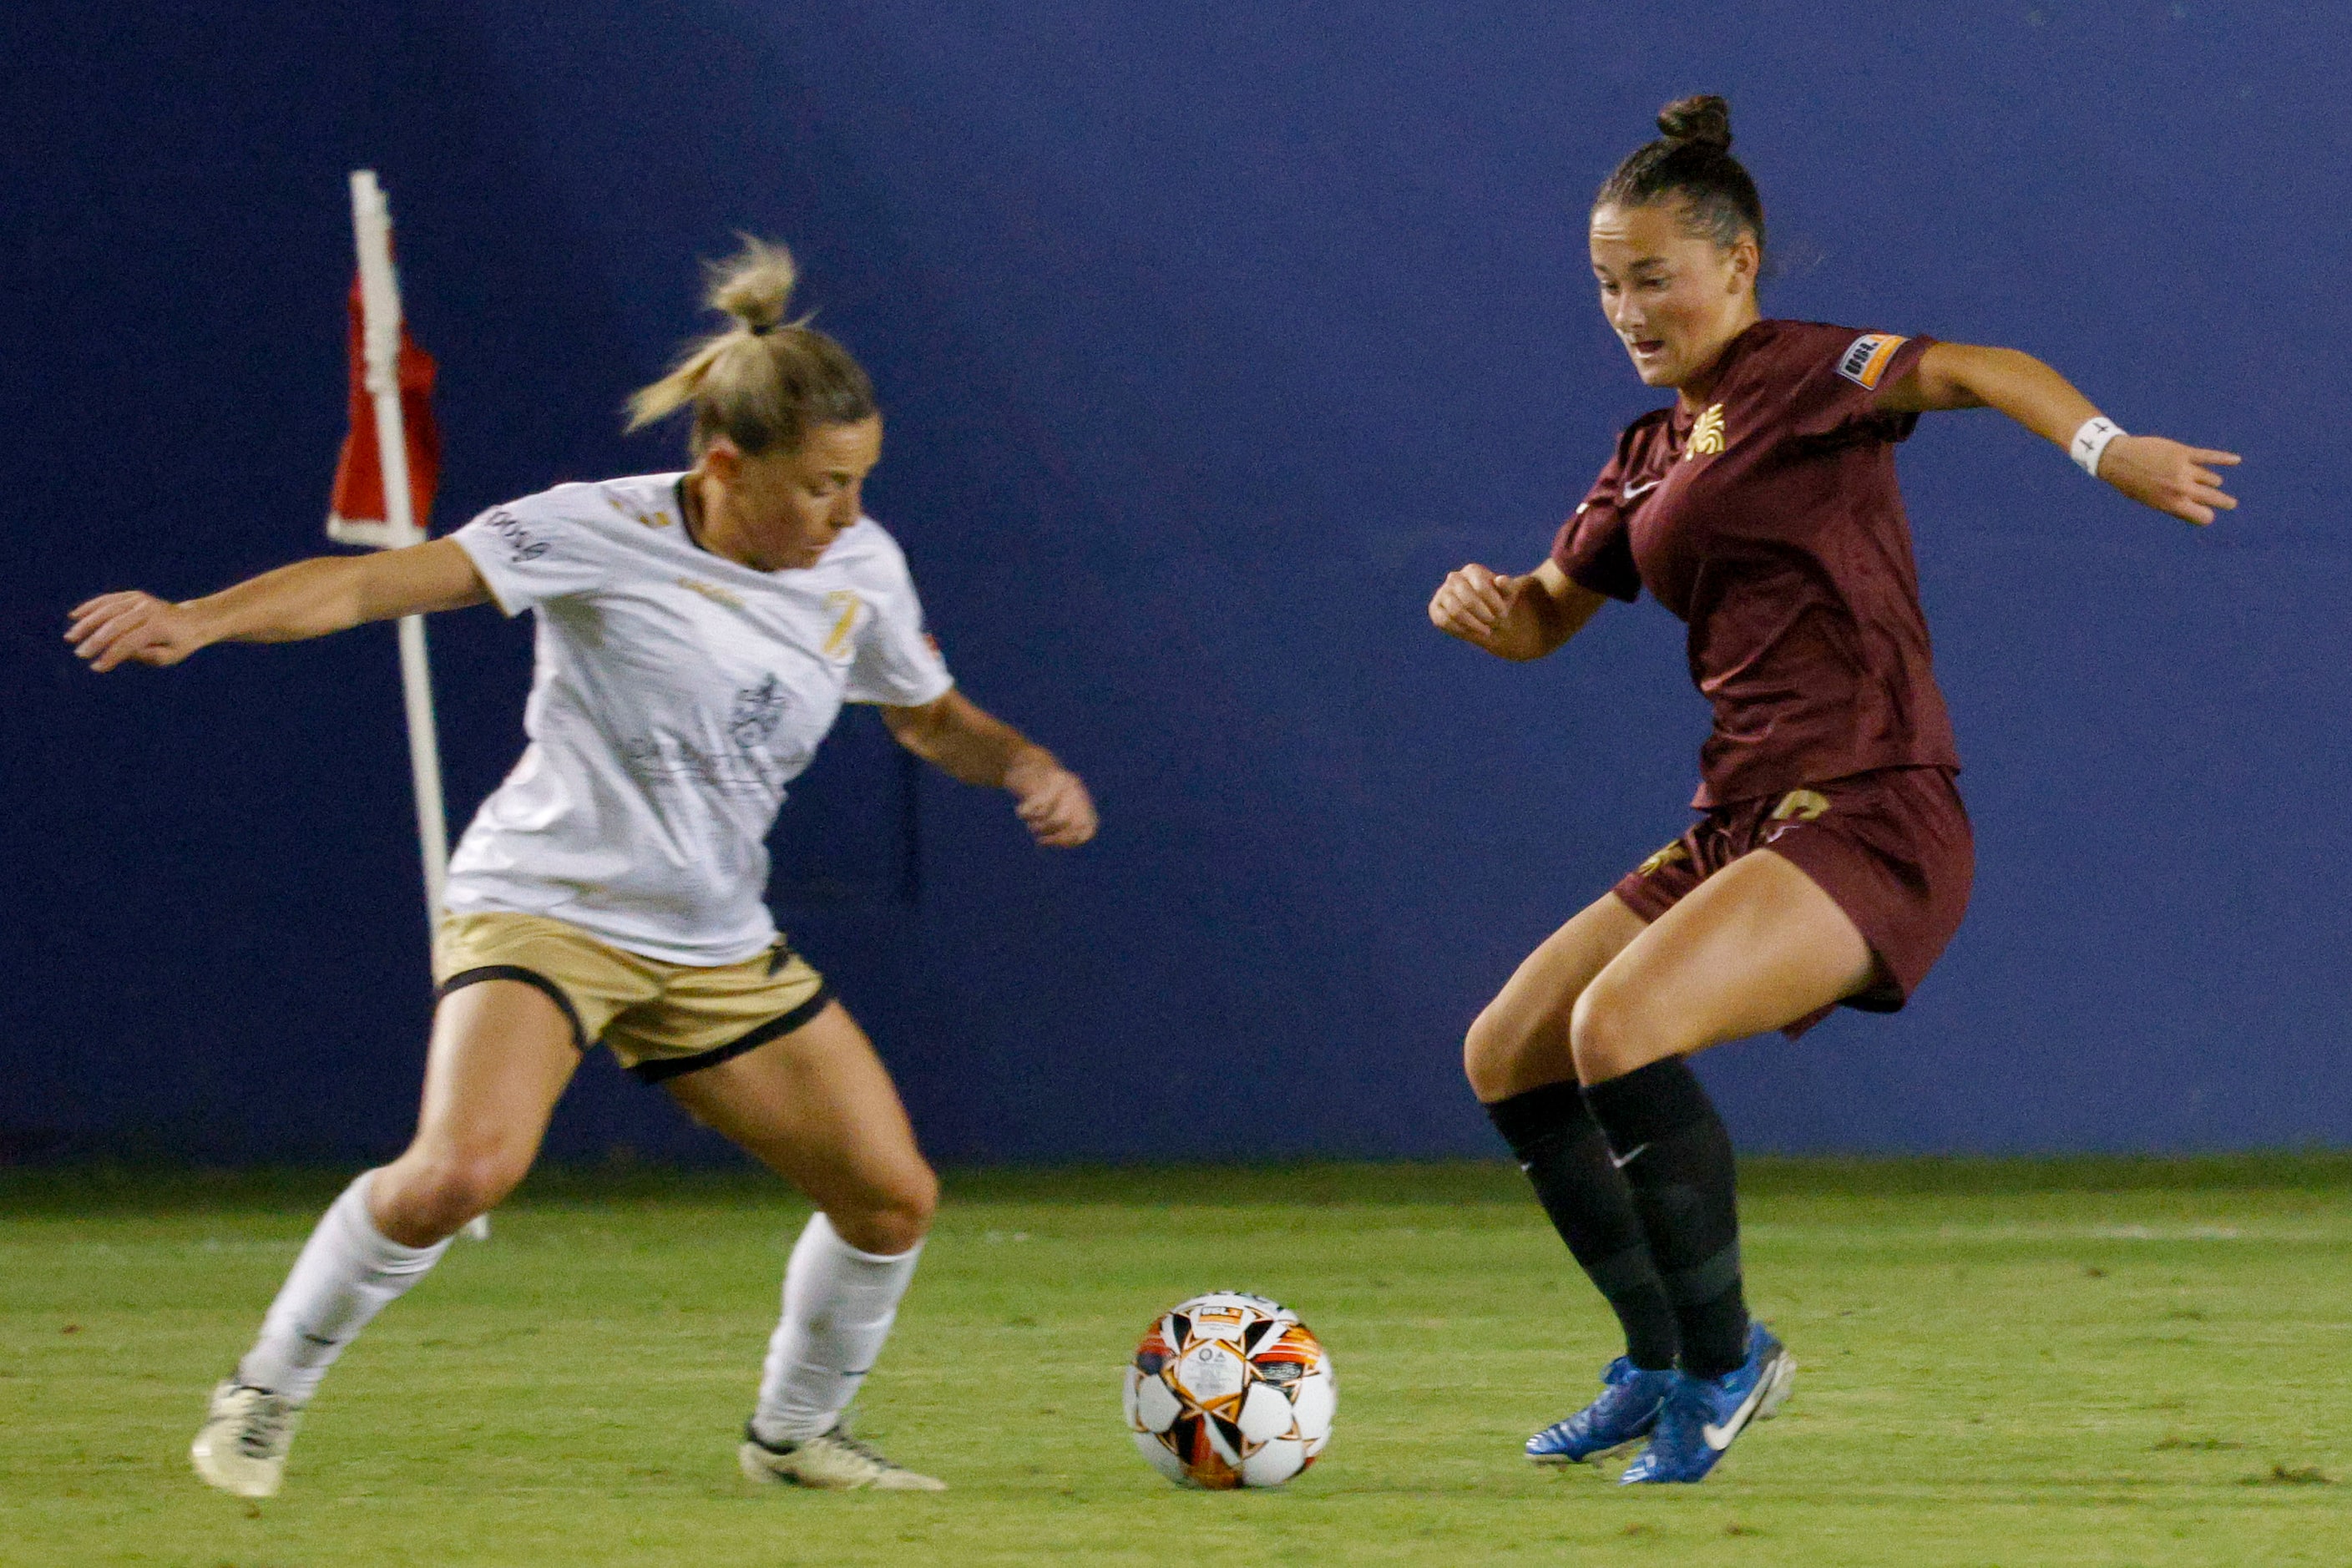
[5,1158,2350,1567]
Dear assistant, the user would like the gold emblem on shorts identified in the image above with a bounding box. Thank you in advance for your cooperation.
[1685,403,1727,458]
[1771,789,1830,823]
[1636,842,1691,877]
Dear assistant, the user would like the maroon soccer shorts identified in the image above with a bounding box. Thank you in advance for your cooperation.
[1609,766,1973,1034]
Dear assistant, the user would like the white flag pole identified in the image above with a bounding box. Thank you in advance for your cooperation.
[346,170,450,933]
[347,171,486,1242]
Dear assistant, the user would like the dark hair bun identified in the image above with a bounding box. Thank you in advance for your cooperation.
[1657,94,1732,151]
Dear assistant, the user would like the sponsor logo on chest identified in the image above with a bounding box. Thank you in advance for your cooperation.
[727,675,792,754]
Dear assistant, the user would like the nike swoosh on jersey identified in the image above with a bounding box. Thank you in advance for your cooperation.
[1702,1375,1773,1450]
[1620,478,1661,501]
[1608,1142,1649,1170]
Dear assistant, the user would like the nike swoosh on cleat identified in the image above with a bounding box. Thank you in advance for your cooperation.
[1702,1368,1776,1450]
[1607,1143,1649,1170]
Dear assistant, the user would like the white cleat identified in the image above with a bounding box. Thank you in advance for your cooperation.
[190,1380,302,1498]
[739,1419,946,1492]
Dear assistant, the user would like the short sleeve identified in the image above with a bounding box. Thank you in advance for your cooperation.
[1785,327,1938,445]
[449,493,609,616]
[843,546,954,706]
[1550,436,1646,604]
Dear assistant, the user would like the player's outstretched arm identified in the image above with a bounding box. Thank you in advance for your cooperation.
[67,539,492,672]
[881,690,1097,847]
[1428,558,1605,661]
[1877,342,2241,526]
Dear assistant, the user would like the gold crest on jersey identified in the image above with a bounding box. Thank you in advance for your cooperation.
[1685,403,1726,459]
[822,590,862,658]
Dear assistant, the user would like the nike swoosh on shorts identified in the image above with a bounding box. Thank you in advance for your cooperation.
[1621,478,1660,501]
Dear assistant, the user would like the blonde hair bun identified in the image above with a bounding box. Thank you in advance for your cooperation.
[706,235,798,336]
[625,237,876,454]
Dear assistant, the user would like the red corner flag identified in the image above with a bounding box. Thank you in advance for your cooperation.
[326,276,441,546]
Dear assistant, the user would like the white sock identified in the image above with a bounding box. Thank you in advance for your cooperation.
[235,1171,452,1404]
[751,1212,923,1444]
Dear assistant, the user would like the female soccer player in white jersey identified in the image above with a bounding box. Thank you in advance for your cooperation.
[68,239,1096,1497]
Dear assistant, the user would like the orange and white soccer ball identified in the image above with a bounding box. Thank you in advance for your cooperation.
[1123,1291,1336,1488]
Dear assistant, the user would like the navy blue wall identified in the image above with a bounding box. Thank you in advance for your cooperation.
[7,3,2346,1164]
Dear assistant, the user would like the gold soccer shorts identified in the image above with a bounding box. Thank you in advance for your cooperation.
[432,911,834,1081]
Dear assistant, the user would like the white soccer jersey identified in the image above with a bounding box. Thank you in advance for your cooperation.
[443,473,954,964]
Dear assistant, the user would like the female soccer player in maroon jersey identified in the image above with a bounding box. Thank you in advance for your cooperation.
[1429,95,2238,1484]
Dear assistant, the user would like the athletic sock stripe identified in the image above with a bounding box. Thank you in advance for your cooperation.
[1660,1241,1743,1308]
[1585,1242,1667,1301]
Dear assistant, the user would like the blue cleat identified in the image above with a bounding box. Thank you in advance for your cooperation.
[1526,1356,1678,1464]
[1618,1323,1795,1485]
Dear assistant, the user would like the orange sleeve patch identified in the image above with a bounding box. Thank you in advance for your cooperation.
[1835,333,1909,391]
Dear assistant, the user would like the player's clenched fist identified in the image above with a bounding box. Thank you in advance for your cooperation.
[1007,754,1099,848]
[1429,563,1524,646]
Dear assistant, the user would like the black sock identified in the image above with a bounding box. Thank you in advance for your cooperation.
[1582,1060,1749,1380]
[1485,1080,1679,1371]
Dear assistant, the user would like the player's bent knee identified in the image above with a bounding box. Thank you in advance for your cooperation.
[832,1207,928,1257]
[378,1147,532,1242]
[1462,1007,1520,1103]
[832,1166,938,1256]
[888,1164,941,1247]
[1569,978,1682,1085]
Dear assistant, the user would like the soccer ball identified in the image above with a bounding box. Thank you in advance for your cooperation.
[1123,1291,1335,1489]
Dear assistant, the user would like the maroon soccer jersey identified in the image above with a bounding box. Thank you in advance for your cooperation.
[1552,320,1960,807]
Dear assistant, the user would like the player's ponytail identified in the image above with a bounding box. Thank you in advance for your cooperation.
[625,236,878,456]
[1596,94,1766,265]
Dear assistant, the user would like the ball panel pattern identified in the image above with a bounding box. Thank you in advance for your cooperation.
[1123,1292,1336,1489]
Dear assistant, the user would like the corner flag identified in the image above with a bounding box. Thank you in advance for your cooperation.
[328,171,452,934]
[327,275,441,547]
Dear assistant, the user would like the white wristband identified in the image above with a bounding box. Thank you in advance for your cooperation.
[2070,416,2126,478]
